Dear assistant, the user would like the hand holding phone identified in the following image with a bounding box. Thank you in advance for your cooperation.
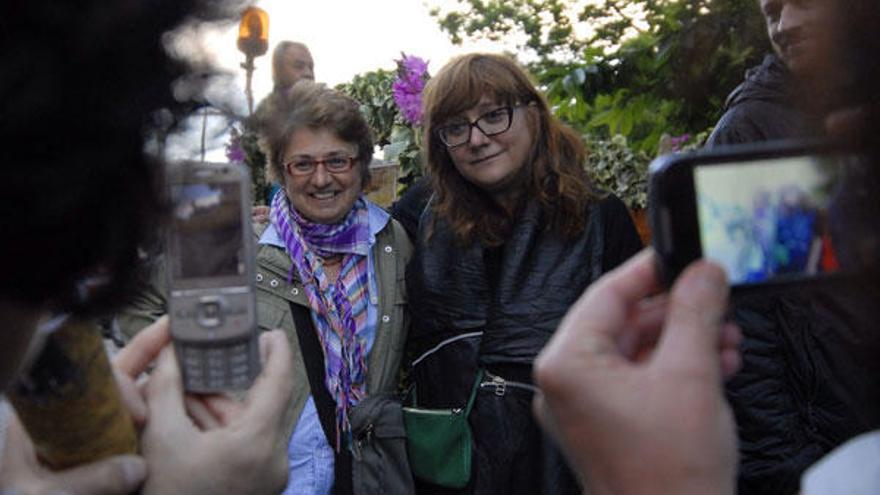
[0,317,175,493]
[139,330,293,495]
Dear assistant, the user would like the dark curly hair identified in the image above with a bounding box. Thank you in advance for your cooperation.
[0,0,247,314]
[421,53,601,247]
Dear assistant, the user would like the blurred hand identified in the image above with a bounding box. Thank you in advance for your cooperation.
[0,316,170,495]
[0,317,293,495]
[112,315,173,426]
[0,408,146,495]
[139,330,294,495]
[114,316,294,494]
[0,316,173,495]
[533,250,741,495]
[252,205,270,225]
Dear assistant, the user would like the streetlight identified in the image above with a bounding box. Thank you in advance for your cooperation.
[237,7,269,115]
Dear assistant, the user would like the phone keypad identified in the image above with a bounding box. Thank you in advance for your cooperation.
[179,341,257,392]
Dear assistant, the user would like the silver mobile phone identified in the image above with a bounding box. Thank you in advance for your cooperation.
[165,161,260,392]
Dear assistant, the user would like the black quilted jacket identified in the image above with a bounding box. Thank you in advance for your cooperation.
[405,194,641,406]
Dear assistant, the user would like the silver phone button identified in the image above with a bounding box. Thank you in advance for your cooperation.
[197,298,223,328]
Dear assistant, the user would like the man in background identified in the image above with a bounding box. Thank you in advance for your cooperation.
[271,41,315,92]
[248,41,315,206]
[706,0,833,145]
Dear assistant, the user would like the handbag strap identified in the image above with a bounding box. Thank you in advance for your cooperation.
[464,369,485,415]
[289,301,354,495]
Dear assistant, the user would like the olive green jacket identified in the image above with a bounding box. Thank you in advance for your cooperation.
[117,217,412,440]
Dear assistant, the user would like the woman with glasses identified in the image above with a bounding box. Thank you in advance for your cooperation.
[405,53,642,494]
[119,81,412,495]
[255,81,412,495]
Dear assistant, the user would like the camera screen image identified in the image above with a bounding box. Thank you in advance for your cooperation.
[694,156,842,285]
[169,183,245,280]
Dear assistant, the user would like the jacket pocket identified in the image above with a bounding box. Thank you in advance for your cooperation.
[350,395,415,495]
[256,296,286,331]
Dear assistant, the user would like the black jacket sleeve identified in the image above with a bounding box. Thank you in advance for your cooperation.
[598,194,643,272]
[390,176,432,243]
[706,101,811,148]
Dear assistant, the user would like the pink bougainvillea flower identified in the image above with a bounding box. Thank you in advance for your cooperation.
[392,54,429,126]
[225,127,246,163]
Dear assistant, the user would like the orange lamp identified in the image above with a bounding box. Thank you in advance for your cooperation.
[237,7,269,58]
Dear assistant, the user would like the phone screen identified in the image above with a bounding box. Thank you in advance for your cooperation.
[169,183,245,281]
[694,155,844,285]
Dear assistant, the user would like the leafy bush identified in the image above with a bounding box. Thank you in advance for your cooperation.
[584,135,651,210]
[337,60,427,191]
[336,70,399,148]
[431,0,769,155]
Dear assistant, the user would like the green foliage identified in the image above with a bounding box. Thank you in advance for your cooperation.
[430,0,771,155]
[584,128,712,210]
[336,70,399,147]
[337,70,424,191]
[584,135,651,210]
[586,90,681,153]
[383,125,423,190]
[239,129,271,205]
[430,0,581,60]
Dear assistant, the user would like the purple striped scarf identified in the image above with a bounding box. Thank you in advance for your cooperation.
[270,190,371,451]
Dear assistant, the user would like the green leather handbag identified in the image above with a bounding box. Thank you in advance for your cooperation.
[402,369,484,489]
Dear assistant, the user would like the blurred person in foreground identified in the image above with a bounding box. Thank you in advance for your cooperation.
[533,0,880,493]
[0,1,294,494]
[406,53,642,494]
[704,0,880,491]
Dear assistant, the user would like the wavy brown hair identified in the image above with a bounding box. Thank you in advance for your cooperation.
[422,53,601,246]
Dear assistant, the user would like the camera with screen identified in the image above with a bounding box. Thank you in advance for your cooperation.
[648,141,877,290]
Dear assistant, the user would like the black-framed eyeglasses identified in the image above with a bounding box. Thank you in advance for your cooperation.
[284,155,357,176]
[435,105,523,149]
